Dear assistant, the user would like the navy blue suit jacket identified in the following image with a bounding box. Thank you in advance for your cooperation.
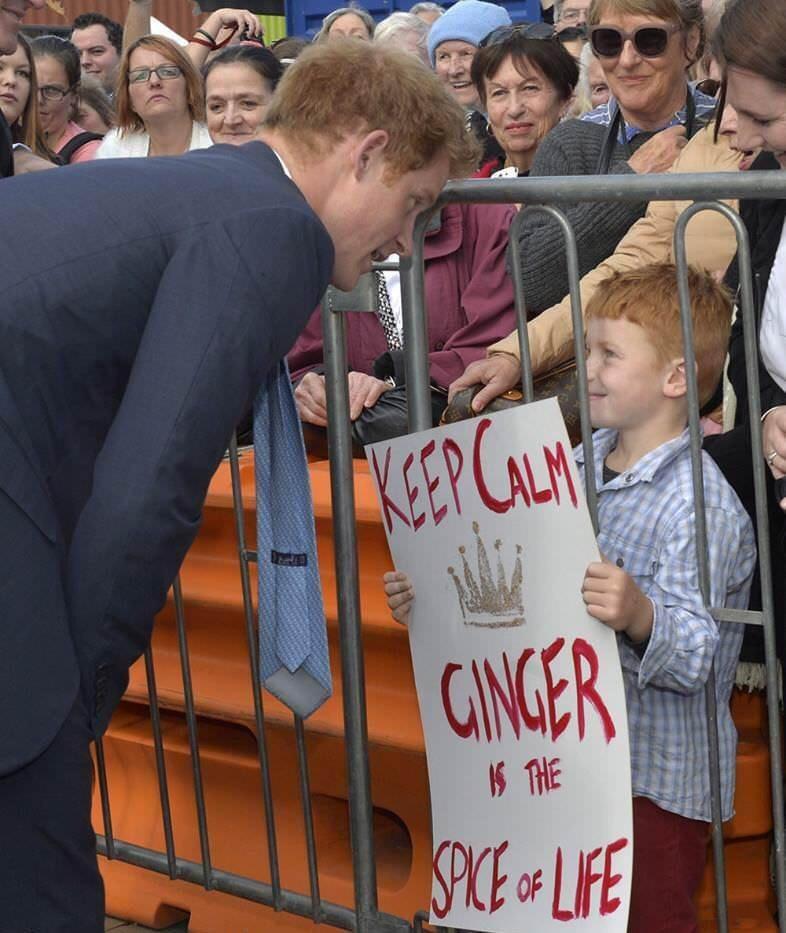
[0,142,334,774]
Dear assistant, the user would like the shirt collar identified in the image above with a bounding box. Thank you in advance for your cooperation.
[574,427,693,488]
[271,148,293,179]
[591,85,715,141]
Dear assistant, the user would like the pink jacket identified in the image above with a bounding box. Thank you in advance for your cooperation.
[288,201,517,390]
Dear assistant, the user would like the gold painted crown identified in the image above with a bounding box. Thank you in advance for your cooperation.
[447,522,524,628]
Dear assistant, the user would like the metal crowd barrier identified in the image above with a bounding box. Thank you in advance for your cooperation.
[92,169,786,933]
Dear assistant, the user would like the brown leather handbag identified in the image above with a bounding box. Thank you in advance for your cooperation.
[440,360,581,446]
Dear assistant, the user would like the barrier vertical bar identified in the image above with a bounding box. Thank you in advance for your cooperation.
[507,210,535,402]
[322,293,379,931]
[515,203,598,530]
[94,737,115,860]
[294,714,323,921]
[677,202,786,929]
[172,574,214,889]
[227,434,283,908]
[144,645,177,878]
[401,211,439,432]
[673,206,729,932]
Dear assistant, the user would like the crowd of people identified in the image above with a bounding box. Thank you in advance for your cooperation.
[1,0,786,929]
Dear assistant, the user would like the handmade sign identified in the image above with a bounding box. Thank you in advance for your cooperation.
[367,398,632,932]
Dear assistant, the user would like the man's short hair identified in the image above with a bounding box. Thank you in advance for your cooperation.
[264,39,480,178]
[71,12,123,54]
[584,263,732,407]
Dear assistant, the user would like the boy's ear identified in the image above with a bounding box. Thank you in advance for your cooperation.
[662,357,689,399]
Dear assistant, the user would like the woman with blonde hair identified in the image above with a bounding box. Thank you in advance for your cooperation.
[96,35,210,158]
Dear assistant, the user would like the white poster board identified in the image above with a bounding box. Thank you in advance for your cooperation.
[367,399,632,931]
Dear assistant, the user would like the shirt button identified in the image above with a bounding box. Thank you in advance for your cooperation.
[624,473,634,484]
[434,341,444,350]
[616,557,625,568]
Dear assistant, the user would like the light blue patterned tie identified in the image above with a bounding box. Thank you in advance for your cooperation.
[254,361,332,718]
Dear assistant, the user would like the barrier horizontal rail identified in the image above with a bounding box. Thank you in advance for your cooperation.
[437,171,786,205]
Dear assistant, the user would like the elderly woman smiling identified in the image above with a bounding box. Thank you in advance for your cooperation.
[427,0,511,161]
[471,25,579,176]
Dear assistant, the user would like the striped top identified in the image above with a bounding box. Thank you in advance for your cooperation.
[581,85,718,142]
[575,428,756,821]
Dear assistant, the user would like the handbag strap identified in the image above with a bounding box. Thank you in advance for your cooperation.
[595,87,696,175]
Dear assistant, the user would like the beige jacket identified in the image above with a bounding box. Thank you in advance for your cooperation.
[490,124,743,371]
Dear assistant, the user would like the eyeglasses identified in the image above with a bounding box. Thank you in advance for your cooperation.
[128,64,183,84]
[480,21,556,47]
[559,8,587,24]
[589,23,681,58]
[38,84,75,101]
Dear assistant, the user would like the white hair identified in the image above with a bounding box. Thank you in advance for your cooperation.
[375,12,429,46]
[409,2,445,17]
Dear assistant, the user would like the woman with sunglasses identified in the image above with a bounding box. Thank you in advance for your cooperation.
[450,0,714,409]
[471,26,579,177]
[31,35,101,164]
[96,36,210,159]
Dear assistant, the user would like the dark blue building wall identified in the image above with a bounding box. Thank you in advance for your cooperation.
[288,0,542,40]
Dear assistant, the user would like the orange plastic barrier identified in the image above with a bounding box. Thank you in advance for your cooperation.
[94,452,777,932]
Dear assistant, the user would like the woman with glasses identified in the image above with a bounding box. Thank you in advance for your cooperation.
[96,36,210,159]
[471,25,578,177]
[31,35,101,164]
[450,0,716,410]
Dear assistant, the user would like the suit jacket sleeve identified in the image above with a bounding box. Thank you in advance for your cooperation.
[66,206,333,733]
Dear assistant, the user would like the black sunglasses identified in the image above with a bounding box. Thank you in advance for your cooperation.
[695,77,720,97]
[480,21,557,46]
[590,22,681,58]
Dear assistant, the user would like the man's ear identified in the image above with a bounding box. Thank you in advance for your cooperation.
[351,129,390,181]
[663,357,689,399]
